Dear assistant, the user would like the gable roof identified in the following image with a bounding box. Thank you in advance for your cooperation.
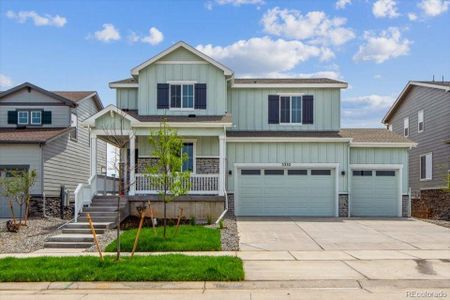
[0,127,73,144]
[82,104,140,127]
[130,41,234,76]
[0,82,77,107]
[109,78,138,88]
[53,91,103,111]
[382,80,450,124]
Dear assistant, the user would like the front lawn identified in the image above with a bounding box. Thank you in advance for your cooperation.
[0,255,244,282]
[105,225,221,252]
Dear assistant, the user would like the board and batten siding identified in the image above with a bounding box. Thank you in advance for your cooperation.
[228,88,341,131]
[226,142,349,192]
[137,135,219,158]
[350,147,409,194]
[0,144,43,194]
[389,85,450,193]
[43,97,107,199]
[138,64,227,116]
[117,88,138,110]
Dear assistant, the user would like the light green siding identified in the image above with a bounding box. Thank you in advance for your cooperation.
[138,64,227,116]
[160,47,204,61]
[227,142,349,192]
[228,88,341,131]
[138,136,219,157]
[350,148,409,193]
[95,112,131,130]
[117,88,138,110]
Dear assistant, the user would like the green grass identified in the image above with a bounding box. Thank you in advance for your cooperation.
[0,255,244,282]
[105,225,221,252]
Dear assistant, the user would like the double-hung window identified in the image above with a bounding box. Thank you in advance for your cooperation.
[170,83,194,109]
[30,111,42,125]
[420,153,432,181]
[403,117,409,137]
[280,95,302,124]
[17,111,29,125]
[418,110,424,133]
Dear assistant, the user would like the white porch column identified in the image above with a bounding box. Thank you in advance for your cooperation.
[129,134,136,196]
[90,134,97,177]
[218,135,226,196]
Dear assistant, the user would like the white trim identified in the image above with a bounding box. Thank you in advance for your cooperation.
[350,142,417,148]
[232,83,348,88]
[418,109,424,133]
[419,152,433,181]
[233,162,340,217]
[17,110,29,125]
[181,139,196,174]
[132,122,232,128]
[30,110,42,125]
[109,83,139,88]
[82,104,140,127]
[131,41,233,76]
[168,82,195,110]
[279,95,303,125]
[349,163,403,217]
[403,117,409,137]
[156,61,208,65]
[196,155,220,159]
[226,137,352,143]
[382,81,450,124]
[129,134,136,195]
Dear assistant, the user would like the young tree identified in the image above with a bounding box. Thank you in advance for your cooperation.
[0,169,37,228]
[145,120,190,238]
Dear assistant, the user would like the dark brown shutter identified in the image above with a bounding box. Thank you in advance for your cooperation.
[268,95,280,124]
[302,95,314,124]
[7,111,17,124]
[42,111,52,124]
[194,83,207,109]
[157,83,169,109]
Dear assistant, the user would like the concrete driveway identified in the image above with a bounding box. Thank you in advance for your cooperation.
[237,217,450,251]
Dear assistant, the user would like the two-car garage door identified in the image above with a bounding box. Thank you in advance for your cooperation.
[236,167,336,216]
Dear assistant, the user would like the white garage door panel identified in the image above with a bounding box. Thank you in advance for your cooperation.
[237,168,336,216]
[351,170,399,217]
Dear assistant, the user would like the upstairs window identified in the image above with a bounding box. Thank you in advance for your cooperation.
[418,110,424,133]
[420,153,432,181]
[30,111,42,125]
[403,117,409,137]
[170,83,194,109]
[70,112,78,140]
[280,96,302,124]
[17,111,29,125]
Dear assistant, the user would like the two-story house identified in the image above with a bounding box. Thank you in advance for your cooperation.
[83,41,414,219]
[0,82,107,218]
[383,81,450,219]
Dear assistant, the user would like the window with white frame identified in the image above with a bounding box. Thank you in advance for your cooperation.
[70,112,78,140]
[30,111,42,125]
[420,153,432,180]
[17,111,29,125]
[280,95,302,124]
[418,110,424,133]
[403,117,409,137]
[170,83,194,109]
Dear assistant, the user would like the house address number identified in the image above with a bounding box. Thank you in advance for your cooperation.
[281,163,291,167]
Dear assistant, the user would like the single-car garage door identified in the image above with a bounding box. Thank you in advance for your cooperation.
[236,167,336,216]
[351,169,399,217]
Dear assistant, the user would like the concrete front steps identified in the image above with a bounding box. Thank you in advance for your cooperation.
[44,195,125,249]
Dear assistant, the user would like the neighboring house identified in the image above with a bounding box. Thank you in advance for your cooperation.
[382,81,450,219]
[83,41,414,219]
[0,82,107,218]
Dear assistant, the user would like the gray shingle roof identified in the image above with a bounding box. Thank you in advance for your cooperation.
[125,110,232,123]
[0,128,73,144]
[234,78,347,85]
[110,78,138,85]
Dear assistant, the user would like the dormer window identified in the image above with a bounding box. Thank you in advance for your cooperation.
[170,83,194,110]
[17,111,29,125]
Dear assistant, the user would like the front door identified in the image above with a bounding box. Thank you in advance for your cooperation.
[182,143,194,172]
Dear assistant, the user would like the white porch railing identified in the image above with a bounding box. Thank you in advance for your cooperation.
[74,175,97,222]
[135,173,219,195]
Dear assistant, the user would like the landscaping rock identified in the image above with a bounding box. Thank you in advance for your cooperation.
[0,218,66,253]
[210,217,239,251]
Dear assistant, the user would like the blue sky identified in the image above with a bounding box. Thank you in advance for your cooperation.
[1,0,449,128]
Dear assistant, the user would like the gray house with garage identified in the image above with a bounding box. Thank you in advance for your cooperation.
[382,80,450,219]
[81,41,415,219]
[0,82,107,218]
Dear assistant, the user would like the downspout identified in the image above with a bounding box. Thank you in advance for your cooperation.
[40,142,46,217]
[215,125,228,224]
[347,139,351,218]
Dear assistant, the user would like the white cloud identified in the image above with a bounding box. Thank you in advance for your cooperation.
[342,94,395,128]
[216,0,264,6]
[196,37,331,76]
[372,0,400,18]
[0,74,13,89]
[353,27,411,63]
[343,94,394,109]
[6,10,66,27]
[128,27,164,45]
[261,7,355,46]
[418,0,449,16]
[93,24,121,42]
[141,27,164,45]
[408,12,418,20]
[205,1,214,10]
[374,74,382,79]
[336,0,352,9]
